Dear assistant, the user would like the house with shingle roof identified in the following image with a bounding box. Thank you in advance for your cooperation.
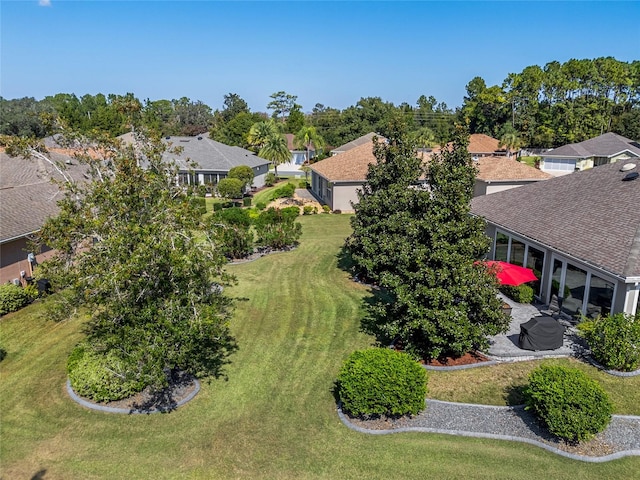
[540,132,640,176]
[160,133,271,188]
[467,133,506,157]
[473,156,552,196]
[0,149,88,283]
[310,140,383,211]
[310,138,548,211]
[471,158,640,317]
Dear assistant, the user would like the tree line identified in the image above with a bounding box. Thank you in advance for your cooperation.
[1,57,638,151]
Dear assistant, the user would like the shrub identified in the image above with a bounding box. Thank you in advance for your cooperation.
[210,208,254,259]
[298,180,309,189]
[213,202,223,212]
[337,348,427,417]
[217,177,244,199]
[256,201,267,211]
[265,172,276,187]
[500,284,534,303]
[578,312,640,372]
[322,205,331,213]
[242,196,252,207]
[196,184,208,197]
[303,205,316,215]
[254,207,302,249]
[524,365,612,443]
[67,344,146,402]
[0,283,31,316]
[190,196,207,215]
[228,165,255,190]
[273,182,296,199]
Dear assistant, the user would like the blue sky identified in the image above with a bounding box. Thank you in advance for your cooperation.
[1,1,638,112]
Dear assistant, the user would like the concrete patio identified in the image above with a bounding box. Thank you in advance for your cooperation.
[487,294,589,361]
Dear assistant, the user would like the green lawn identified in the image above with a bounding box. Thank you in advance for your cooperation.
[1,214,638,479]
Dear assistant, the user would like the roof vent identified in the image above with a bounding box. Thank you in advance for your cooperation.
[620,163,636,172]
[197,136,203,140]
[179,139,189,142]
[65,159,73,165]
[622,171,639,181]
[165,136,170,139]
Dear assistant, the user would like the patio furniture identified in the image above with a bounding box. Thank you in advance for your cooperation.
[519,315,565,351]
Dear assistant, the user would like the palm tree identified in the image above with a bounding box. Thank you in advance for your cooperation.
[294,126,325,167]
[247,120,279,152]
[499,131,523,158]
[259,133,290,179]
[411,127,436,150]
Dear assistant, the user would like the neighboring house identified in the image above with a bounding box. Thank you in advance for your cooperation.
[310,142,377,211]
[473,156,552,197]
[277,133,317,176]
[310,139,546,211]
[540,132,640,176]
[330,132,379,156]
[159,133,271,188]
[471,158,640,317]
[0,149,87,284]
[467,133,506,157]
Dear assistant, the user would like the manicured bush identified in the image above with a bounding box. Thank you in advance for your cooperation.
[210,208,254,259]
[190,196,207,215]
[254,207,302,249]
[264,172,276,187]
[242,196,252,207]
[500,284,534,303]
[322,205,331,213]
[273,182,296,199]
[213,202,223,212]
[255,201,267,211]
[217,177,244,199]
[524,365,612,443]
[303,205,317,215]
[337,348,427,417]
[196,184,208,197]
[67,344,146,402]
[578,312,640,372]
[298,180,309,189]
[0,283,31,316]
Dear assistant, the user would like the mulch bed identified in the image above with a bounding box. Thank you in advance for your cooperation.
[423,351,491,367]
[72,371,198,413]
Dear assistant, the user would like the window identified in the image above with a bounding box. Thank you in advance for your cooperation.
[544,159,575,171]
[510,239,525,266]
[526,246,545,296]
[495,233,509,262]
[562,263,587,316]
[587,275,614,317]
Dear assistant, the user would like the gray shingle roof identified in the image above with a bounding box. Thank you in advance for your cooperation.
[544,132,640,158]
[471,158,640,279]
[162,135,270,172]
[0,150,88,243]
[330,133,380,155]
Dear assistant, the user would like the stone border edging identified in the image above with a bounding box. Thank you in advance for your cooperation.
[584,355,640,377]
[66,378,200,414]
[337,400,640,463]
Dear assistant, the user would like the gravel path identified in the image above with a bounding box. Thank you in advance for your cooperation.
[339,400,640,462]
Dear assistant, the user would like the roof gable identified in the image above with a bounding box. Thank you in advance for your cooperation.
[471,159,640,278]
[310,141,377,182]
[475,156,552,182]
[544,132,640,159]
[330,132,380,155]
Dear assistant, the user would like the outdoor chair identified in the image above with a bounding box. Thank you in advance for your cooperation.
[541,294,561,318]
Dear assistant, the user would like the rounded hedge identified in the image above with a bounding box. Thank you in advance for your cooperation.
[578,312,640,372]
[67,344,146,402]
[524,365,612,443]
[337,348,427,417]
[0,283,31,316]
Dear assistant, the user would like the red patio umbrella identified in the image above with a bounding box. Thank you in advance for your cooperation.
[479,261,538,286]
